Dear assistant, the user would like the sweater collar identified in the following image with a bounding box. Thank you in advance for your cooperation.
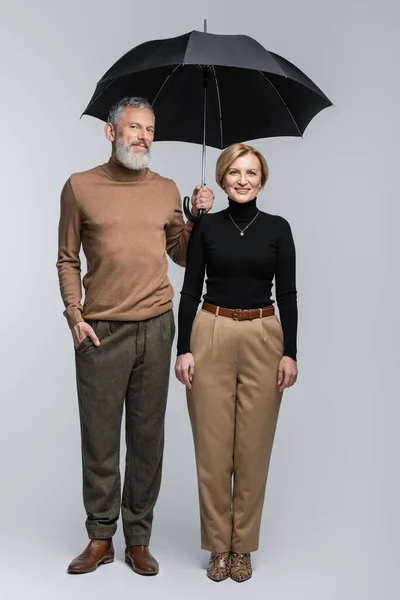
[102,157,150,182]
[228,198,258,220]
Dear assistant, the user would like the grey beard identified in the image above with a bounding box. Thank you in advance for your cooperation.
[115,139,150,170]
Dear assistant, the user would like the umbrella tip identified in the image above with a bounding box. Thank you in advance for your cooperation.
[204,18,207,33]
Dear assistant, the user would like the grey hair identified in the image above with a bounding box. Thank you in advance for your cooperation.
[107,97,154,128]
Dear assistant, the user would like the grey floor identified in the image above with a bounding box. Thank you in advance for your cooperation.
[2,522,395,600]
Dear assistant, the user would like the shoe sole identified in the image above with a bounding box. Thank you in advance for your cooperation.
[124,557,159,576]
[67,556,114,575]
[206,571,229,582]
[230,574,252,583]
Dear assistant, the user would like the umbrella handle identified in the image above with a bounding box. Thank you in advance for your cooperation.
[183,196,204,223]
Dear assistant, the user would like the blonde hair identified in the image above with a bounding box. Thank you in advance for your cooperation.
[216,143,269,191]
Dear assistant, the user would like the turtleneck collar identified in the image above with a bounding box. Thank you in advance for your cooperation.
[227,198,258,221]
[102,157,150,182]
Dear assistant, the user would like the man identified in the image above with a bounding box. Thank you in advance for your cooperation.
[56,97,214,575]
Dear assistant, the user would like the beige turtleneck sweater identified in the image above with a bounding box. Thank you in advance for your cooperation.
[56,159,193,328]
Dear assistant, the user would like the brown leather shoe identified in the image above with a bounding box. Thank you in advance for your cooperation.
[230,552,252,582]
[125,545,159,575]
[67,539,114,574]
[206,552,230,582]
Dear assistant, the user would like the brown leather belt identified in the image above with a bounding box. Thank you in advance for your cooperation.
[202,301,274,321]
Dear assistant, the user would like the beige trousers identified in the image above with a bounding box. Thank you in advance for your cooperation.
[187,308,284,553]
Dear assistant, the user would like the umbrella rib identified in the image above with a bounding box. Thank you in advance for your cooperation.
[84,77,118,115]
[210,66,224,148]
[152,64,182,107]
[258,71,303,137]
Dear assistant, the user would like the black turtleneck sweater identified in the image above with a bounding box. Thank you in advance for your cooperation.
[177,198,298,360]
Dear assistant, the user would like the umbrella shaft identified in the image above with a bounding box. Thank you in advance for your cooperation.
[202,85,207,186]
[201,67,207,187]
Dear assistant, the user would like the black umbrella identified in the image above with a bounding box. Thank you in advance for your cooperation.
[83,21,332,220]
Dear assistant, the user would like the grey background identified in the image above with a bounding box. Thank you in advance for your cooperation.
[0,0,398,598]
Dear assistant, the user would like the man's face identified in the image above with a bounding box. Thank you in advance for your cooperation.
[115,107,155,154]
[106,106,155,170]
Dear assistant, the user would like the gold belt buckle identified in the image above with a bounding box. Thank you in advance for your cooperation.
[248,310,253,321]
[232,310,239,321]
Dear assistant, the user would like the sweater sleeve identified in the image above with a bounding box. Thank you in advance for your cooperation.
[177,218,207,355]
[275,218,298,360]
[56,179,84,328]
[165,184,194,267]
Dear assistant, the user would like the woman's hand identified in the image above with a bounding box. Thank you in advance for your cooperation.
[277,356,298,392]
[175,353,195,389]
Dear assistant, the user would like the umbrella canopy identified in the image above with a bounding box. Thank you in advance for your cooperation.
[83,29,332,148]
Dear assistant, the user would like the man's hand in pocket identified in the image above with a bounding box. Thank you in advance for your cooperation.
[72,322,100,349]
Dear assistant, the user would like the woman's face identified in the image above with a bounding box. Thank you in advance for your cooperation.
[223,153,263,204]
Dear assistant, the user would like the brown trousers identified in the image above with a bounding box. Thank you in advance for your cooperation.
[75,311,175,546]
[187,309,283,553]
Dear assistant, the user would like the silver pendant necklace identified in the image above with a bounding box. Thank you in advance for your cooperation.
[228,210,260,236]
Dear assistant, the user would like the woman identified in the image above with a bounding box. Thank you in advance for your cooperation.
[175,143,298,582]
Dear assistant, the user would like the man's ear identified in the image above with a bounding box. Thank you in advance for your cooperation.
[104,122,116,143]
